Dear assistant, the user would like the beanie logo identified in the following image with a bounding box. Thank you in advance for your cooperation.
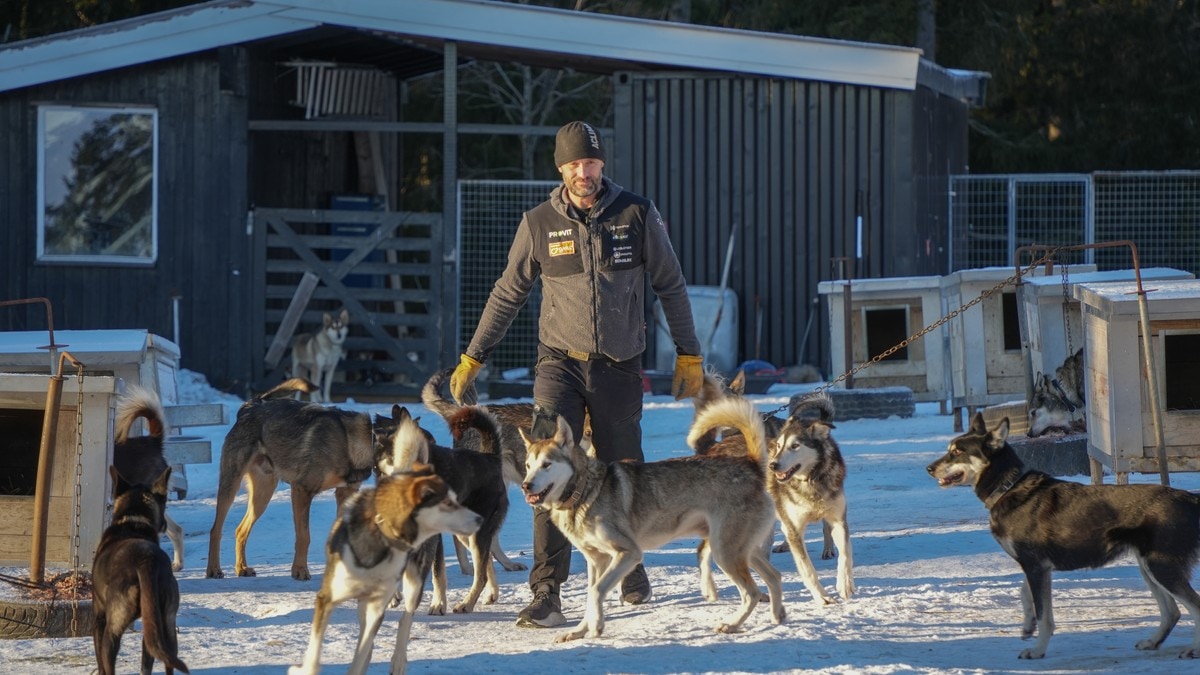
[582,123,600,150]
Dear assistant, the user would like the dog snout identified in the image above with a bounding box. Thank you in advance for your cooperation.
[925,461,939,475]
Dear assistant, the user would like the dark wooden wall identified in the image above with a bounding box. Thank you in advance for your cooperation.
[0,52,254,392]
[614,72,943,375]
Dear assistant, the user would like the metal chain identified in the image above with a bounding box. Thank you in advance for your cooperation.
[70,363,85,637]
[766,251,1060,416]
[1061,263,1074,355]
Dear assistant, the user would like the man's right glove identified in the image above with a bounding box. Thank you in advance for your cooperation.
[671,354,704,400]
[450,354,483,404]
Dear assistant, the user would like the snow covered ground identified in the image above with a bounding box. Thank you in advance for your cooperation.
[3,370,1200,674]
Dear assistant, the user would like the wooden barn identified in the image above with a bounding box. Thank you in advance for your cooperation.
[0,0,987,397]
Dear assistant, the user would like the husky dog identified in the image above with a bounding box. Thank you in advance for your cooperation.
[113,386,185,571]
[92,466,188,675]
[766,392,854,604]
[1027,347,1086,437]
[373,405,511,614]
[288,416,482,675]
[522,397,785,642]
[206,378,377,581]
[927,413,1200,659]
[291,309,350,403]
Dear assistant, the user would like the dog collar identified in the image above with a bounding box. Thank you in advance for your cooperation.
[556,475,586,510]
[984,469,1030,509]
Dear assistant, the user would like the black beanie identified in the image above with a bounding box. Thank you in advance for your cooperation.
[554,121,605,167]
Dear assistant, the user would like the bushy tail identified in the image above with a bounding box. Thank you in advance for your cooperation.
[447,406,502,455]
[380,407,430,476]
[251,377,315,403]
[114,386,167,444]
[686,397,767,470]
[137,563,189,673]
[789,391,835,424]
[421,367,461,420]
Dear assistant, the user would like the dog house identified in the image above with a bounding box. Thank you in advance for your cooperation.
[0,329,222,567]
[1075,278,1200,483]
[942,266,1096,429]
[1018,267,1194,388]
[818,276,947,408]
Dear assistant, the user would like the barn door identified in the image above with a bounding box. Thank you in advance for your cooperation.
[249,207,445,398]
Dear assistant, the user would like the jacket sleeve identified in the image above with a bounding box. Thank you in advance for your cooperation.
[643,203,702,356]
[465,215,539,361]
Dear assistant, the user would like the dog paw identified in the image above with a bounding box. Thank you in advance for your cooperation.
[1018,648,1045,659]
[290,566,311,581]
[771,541,790,554]
[452,603,475,614]
[554,628,588,643]
[172,562,184,573]
[821,549,837,560]
[236,566,257,577]
[427,604,446,616]
[502,561,529,572]
[1178,647,1200,659]
[716,622,745,634]
[205,567,224,579]
[1135,638,1162,651]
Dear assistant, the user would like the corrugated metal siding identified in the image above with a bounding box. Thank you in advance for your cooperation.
[614,72,917,375]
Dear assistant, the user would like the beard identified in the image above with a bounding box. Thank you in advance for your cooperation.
[565,176,599,200]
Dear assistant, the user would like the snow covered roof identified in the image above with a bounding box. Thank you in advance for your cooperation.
[0,0,925,95]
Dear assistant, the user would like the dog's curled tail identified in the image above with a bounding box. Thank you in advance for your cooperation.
[790,390,836,424]
[382,407,430,476]
[250,377,316,403]
[137,563,189,673]
[447,406,502,455]
[687,397,768,468]
[114,385,167,444]
[421,367,461,420]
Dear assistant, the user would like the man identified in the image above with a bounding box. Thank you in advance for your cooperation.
[451,120,704,628]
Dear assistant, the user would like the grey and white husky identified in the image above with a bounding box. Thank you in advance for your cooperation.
[521,397,786,642]
[1028,347,1086,437]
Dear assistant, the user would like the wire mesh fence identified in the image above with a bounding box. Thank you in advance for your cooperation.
[457,179,559,373]
[950,171,1200,273]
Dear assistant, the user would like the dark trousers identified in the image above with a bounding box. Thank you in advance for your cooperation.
[527,343,644,592]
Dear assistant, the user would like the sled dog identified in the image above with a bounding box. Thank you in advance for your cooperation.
[1027,347,1086,437]
[291,309,350,403]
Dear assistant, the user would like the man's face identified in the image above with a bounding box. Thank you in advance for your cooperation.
[558,158,604,200]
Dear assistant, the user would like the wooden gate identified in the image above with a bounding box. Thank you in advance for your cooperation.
[250,207,449,399]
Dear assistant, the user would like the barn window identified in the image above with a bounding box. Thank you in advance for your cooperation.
[36,105,158,265]
[864,307,909,362]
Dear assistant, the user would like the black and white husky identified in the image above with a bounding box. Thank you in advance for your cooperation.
[289,412,481,675]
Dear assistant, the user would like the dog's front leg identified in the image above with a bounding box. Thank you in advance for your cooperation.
[1018,566,1054,659]
[289,590,336,675]
[555,551,612,643]
[828,517,855,600]
[697,539,719,602]
[780,519,834,604]
[345,595,388,675]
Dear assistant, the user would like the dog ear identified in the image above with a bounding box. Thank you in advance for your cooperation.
[554,415,575,448]
[969,412,988,435]
[986,417,1010,450]
[729,369,746,396]
[339,308,349,323]
[153,467,172,497]
[322,312,333,328]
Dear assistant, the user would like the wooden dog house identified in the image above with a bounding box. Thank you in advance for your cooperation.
[0,330,222,568]
[941,266,1095,429]
[1018,267,1194,389]
[1075,278,1200,483]
[819,276,947,407]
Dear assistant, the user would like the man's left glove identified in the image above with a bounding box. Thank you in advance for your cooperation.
[450,354,483,404]
[672,354,704,400]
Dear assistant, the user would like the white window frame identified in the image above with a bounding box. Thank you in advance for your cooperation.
[36,104,159,265]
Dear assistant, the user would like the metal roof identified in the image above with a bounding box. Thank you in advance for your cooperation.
[0,0,924,95]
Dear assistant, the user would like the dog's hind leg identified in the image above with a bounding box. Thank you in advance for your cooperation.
[820,521,835,559]
[428,537,448,615]
[452,536,474,575]
[1134,558,1181,651]
[697,539,719,601]
[490,538,527,571]
[748,545,786,625]
[1018,565,1055,659]
[346,595,388,675]
[233,465,279,578]
[453,533,492,613]
[709,545,760,633]
[287,486,319,581]
[1136,554,1200,657]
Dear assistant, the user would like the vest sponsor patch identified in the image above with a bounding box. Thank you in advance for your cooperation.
[549,240,576,257]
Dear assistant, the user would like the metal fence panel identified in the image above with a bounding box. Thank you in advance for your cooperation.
[950,171,1200,274]
[457,180,559,373]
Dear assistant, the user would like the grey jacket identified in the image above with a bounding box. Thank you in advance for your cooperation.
[466,178,700,363]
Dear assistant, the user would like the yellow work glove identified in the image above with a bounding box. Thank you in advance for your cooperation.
[672,354,704,400]
[450,354,484,404]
